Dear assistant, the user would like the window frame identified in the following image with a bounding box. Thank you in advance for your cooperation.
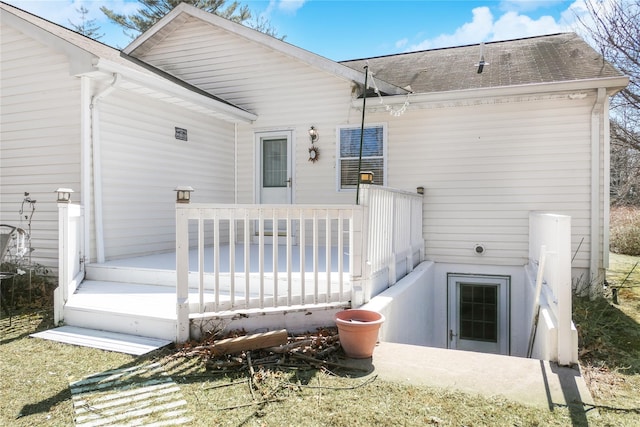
[335,123,387,192]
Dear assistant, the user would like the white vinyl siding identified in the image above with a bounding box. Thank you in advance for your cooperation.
[98,89,235,260]
[136,18,361,206]
[375,95,598,270]
[0,24,81,270]
[337,124,386,190]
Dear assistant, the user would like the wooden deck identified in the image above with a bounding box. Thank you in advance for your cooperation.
[61,245,352,341]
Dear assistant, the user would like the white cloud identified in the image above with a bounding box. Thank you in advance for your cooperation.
[492,11,564,40]
[408,3,580,51]
[409,7,494,51]
[395,38,408,49]
[277,0,307,14]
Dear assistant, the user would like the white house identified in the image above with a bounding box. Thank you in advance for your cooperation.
[0,2,628,363]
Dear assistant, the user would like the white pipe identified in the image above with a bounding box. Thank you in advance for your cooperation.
[234,122,238,204]
[590,88,605,289]
[80,76,91,265]
[91,73,121,263]
[602,95,611,270]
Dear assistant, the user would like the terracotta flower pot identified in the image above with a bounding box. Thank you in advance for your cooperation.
[335,309,385,358]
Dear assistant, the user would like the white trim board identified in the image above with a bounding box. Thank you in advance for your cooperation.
[31,326,172,356]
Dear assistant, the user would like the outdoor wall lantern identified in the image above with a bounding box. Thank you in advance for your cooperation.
[174,186,194,203]
[359,171,374,184]
[55,188,74,203]
[308,126,318,143]
[417,186,425,195]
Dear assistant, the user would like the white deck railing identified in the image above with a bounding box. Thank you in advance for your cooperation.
[55,202,85,324]
[359,185,424,297]
[176,186,424,342]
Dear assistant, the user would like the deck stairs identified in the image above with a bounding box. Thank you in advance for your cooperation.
[61,263,181,341]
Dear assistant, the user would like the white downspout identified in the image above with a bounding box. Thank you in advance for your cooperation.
[91,73,120,263]
[602,95,611,272]
[80,76,92,265]
[234,122,238,204]
[590,87,606,295]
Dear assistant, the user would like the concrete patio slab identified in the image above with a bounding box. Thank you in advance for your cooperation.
[342,341,596,419]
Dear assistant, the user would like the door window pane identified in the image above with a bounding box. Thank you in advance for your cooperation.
[458,284,498,342]
[263,138,287,187]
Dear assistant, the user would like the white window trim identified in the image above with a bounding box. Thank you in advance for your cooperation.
[335,123,388,192]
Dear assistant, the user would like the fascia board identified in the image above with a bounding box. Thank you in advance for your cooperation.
[123,3,408,96]
[1,8,96,75]
[354,76,631,109]
[93,58,258,123]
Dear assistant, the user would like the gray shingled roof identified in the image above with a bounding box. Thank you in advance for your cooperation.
[340,33,624,94]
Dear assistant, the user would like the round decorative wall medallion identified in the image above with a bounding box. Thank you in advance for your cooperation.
[308,146,320,163]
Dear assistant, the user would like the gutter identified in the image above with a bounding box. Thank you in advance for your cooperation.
[351,76,629,111]
[91,73,121,263]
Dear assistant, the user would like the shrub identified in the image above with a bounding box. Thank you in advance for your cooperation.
[610,206,640,255]
[0,261,56,312]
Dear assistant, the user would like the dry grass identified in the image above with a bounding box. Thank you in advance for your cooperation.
[1,309,576,427]
[574,252,640,425]
[610,206,640,256]
[2,252,639,426]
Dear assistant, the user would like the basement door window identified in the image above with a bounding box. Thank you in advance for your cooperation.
[459,284,498,342]
[337,124,386,190]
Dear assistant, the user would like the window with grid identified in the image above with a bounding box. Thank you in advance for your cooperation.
[459,284,498,342]
[337,125,385,190]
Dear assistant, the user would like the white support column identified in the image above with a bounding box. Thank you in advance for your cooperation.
[54,201,70,325]
[555,215,573,365]
[175,205,190,343]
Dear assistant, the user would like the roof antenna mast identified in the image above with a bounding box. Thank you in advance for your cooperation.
[356,64,369,205]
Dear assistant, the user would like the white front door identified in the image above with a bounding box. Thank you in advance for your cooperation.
[257,131,292,205]
[448,274,510,355]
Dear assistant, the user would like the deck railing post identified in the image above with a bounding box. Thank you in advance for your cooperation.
[176,205,190,343]
[54,200,70,325]
[555,215,573,366]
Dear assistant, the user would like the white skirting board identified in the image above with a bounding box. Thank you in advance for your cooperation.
[30,326,172,355]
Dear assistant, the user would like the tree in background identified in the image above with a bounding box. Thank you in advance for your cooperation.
[69,5,104,40]
[101,0,281,40]
[578,0,640,205]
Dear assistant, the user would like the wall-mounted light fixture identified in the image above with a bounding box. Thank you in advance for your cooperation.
[308,126,318,143]
[174,186,194,203]
[55,188,74,203]
[359,171,374,184]
[416,186,424,195]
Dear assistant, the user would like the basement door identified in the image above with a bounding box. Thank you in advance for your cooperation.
[447,274,510,355]
[256,131,292,234]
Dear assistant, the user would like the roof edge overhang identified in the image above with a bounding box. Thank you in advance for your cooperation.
[1,7,96,75]
[123,3,409,96]
[353,76,630,111]
[92,58,258,123]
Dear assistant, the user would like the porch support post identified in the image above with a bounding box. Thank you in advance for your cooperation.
[176,205,190,343]
[350,184,371,306]
[555,215,574,366]
[54,201,70,325]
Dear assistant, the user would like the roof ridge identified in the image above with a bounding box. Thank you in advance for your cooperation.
[339,32,573,64]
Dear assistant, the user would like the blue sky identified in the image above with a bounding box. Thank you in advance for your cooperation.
[5,0,592,61]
